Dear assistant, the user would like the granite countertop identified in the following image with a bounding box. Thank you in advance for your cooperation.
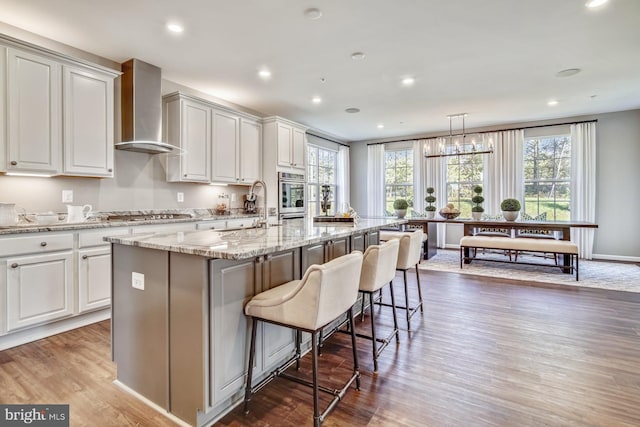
[104,217,406,260]
[0,208,260,236]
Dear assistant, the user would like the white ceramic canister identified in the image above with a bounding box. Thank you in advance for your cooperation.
[66,204,92,223]
[0,203,18,226]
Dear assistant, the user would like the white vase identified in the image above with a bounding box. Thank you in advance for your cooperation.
[502,210,519,221]
[472,211,483,220]
[395,209,407,219]
[425,211,435,219]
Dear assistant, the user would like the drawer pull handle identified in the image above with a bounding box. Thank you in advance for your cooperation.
[10,160,17,166]
[40,242,47,247]
[11,263,18,268]
[108,168,113,172]
[82,255,88,260]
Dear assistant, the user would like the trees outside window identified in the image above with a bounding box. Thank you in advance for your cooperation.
[523,135,571,221]
[446,145,483,218]
[384,149,414,215]
[307,145,337,216]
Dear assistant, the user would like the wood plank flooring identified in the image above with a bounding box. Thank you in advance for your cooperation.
[2,269,640,426]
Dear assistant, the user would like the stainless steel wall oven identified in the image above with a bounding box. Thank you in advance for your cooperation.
[278,172,306,218]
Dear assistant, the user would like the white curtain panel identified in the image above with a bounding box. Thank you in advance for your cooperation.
[413,139,426,212]
[424,137,448,247]
[485,130,524,214]
[571,122,597,259]
[337,145,351,212]
[367,144,385,217]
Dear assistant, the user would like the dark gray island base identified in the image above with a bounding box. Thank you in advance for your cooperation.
[106,218,404,426]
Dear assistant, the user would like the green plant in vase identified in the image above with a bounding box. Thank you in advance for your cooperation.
[393,198,409,218]
[500,198,521,221]
[471,185,484,220]
[424,187,436,219]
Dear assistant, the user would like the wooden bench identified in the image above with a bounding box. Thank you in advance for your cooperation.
[459,235,579,280]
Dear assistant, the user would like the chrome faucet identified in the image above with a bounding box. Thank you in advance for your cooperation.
[249,180,269,228]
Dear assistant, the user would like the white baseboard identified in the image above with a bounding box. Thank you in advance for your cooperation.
[0,309,110,351]
[592,253,640,263]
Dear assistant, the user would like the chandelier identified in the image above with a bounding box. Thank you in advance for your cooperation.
[424,113,494,158]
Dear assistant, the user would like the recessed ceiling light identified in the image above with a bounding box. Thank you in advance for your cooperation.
[547,100,559,106]
[345,107,360,113]
[377,124,385,129]
[585,0,608,8]
[258,69,271,79]
[304,8,323,20]
[351,52,366,60]
[167,23,184,33]
[401,77,415,86]
[311,96,322,104]
[556,68,581,78]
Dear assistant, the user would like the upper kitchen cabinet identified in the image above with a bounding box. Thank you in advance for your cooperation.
[6,48,62,174]
[164,93,212,183]
[1,37,118,177]
[63,65,115,177]
[263,117,307,172]
[212,108,262,184]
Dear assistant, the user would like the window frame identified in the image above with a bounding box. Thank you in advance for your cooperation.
[384,148,414,215]
[307,144,338,217]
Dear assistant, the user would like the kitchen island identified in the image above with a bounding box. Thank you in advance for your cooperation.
[105,217,404,426]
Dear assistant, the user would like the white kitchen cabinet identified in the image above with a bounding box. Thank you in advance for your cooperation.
[164,94,212,183]
[77,246,111,313]
[274,121,306,171]
[0,46,6,172]
[195,219,228,230]
[63,65,114,177]
[211,109,240,183]
[6,48,62,174]
[239,118,262,184]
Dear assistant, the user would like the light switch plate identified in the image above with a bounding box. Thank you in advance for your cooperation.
[62,190,73,203]
[177,192,184,203]
[231,193,236,202]
[132,272,145,290]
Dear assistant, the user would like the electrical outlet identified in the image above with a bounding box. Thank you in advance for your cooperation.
[177,192,184,203]
[62,190,73,203]
[231,193,236,202]
[132,272,145,290]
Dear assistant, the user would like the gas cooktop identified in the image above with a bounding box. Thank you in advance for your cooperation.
[106,213,193,222]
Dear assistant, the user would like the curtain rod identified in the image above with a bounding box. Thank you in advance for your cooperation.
[366,119,598,146]
[306,132,350,147]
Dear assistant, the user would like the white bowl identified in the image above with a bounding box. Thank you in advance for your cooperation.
[36,213,59,225]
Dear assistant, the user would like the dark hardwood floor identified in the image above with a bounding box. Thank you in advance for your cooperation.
[2,269,640,426]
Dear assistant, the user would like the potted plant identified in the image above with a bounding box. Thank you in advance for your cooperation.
[500,198,521,221]
[393,199,409,218]
[471,185,484,220]
[424,187,436,219]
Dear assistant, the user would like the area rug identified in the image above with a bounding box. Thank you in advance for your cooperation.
[419,249,640,292]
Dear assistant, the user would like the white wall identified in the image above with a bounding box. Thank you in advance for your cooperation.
[350,109,640,260]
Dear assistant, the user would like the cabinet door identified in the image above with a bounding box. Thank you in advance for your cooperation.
[301,243,325,272]
[239,118,262,184]
[210,258,259,406]
[7,48,61,173]
[276,123,293,167]
[78,246,111,312]
[327,236,350,261]
[351,233,366,253]
[291,127,306,170]
[6,251,73,331]
[63,66,114,177]
[0,46,6,171]
[182,100,211,182]
[212,110,239,183]
[261,249,300,369]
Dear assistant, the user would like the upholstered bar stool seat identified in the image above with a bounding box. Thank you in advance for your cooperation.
[376,230,424,332]
[356,239,400,372]
[244,252,364,427]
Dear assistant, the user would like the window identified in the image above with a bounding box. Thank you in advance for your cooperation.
[385,149,413,214]
[445,143,484,218]
[523,135,571,221]
[307,145,337,217]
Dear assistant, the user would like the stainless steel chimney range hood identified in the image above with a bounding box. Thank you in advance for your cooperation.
[116,59,180,154]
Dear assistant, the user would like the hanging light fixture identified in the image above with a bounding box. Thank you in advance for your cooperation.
[424,113,494,158]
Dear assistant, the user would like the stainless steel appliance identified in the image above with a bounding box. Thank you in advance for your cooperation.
[278,172,306,219]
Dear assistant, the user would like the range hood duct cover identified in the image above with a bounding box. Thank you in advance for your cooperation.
[117,58,179,154]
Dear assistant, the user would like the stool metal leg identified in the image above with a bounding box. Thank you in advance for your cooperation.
[403,270,411,331]
[389,281,400,343]
[295,330,302,370]
[369,292,379,372]
[244,317,258,415]
[415,264,424,313]
[311,331,320,427]
[347,308,361,390]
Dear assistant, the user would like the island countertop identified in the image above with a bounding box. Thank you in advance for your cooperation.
[104,217,405,260]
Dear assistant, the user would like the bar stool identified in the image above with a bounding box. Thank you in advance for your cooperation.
[243,252,364,427]
[377,230,424,332]
[356,239,400,372]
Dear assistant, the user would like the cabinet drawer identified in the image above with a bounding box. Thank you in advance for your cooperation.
[196,220,227,230]
[79,227,130,248]
[226,219,254,229]
[0,233,73,257]
[131,223,196,234]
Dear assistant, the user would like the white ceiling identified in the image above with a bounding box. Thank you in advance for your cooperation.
[1,0,639,141]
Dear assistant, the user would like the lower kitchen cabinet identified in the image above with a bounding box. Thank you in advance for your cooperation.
[6,250,73,331]
[77,246,111,312]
